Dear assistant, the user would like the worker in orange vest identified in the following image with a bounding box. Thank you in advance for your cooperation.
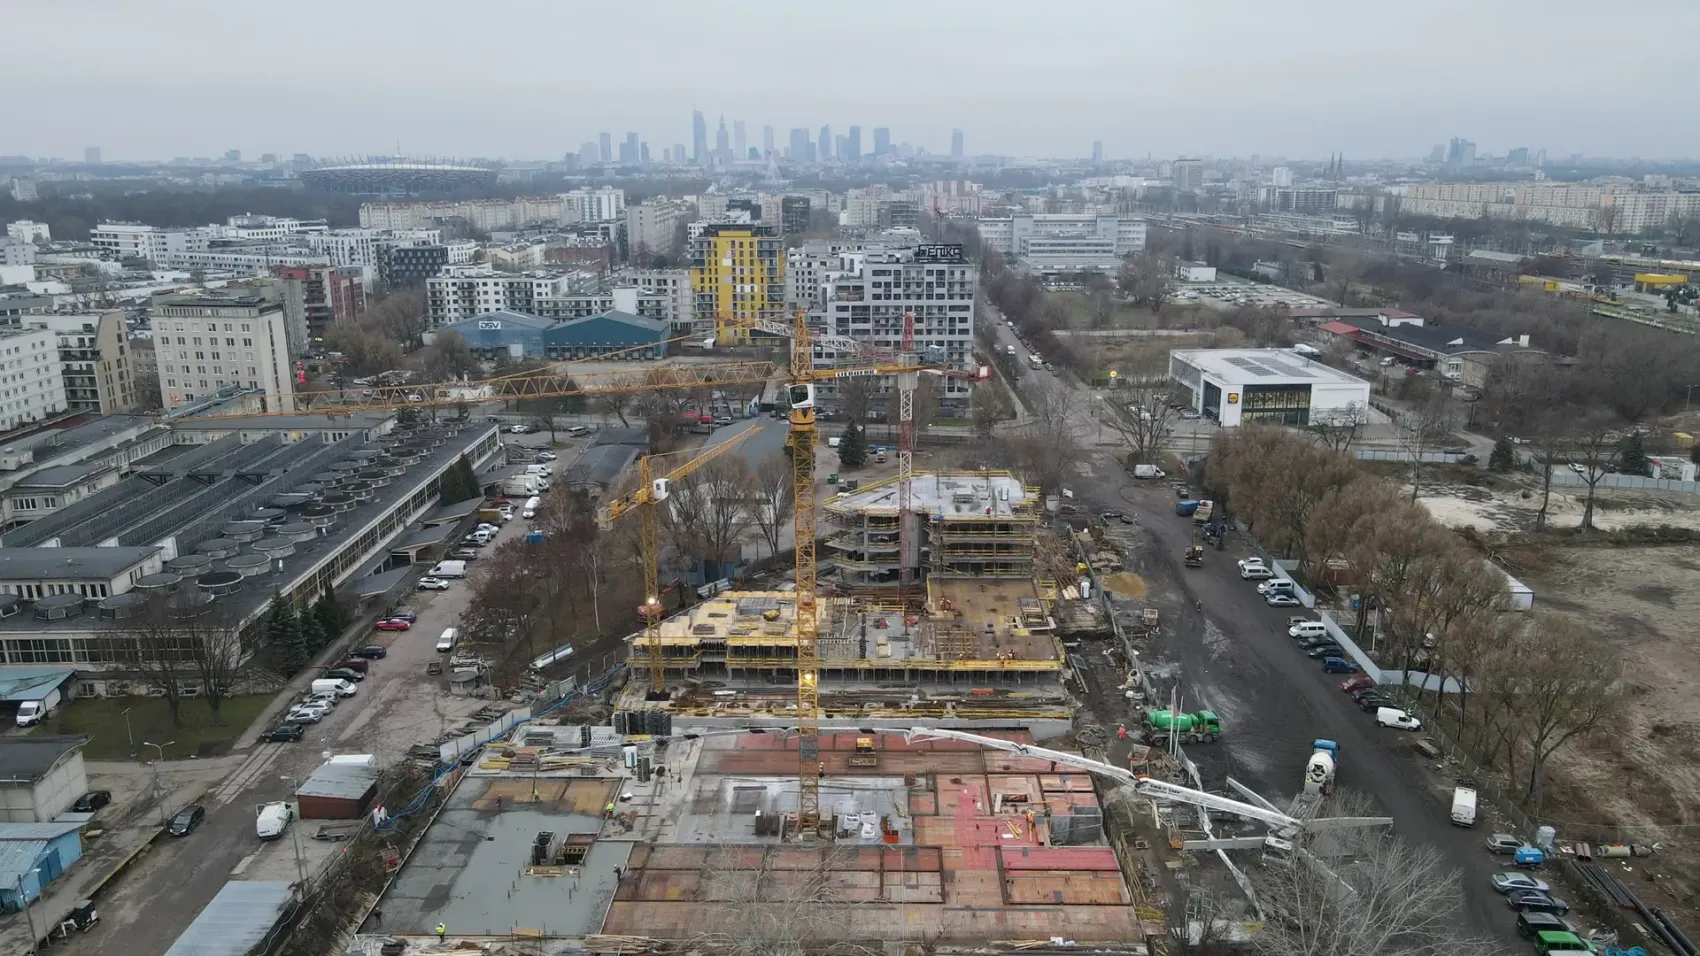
[1117,725,1127,740]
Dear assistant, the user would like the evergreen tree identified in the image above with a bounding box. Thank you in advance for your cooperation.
[1488,438,1515,473]
[266,593,311,674]
[298,611,328,654]
[1618,431,1651,477]
[838,422,867,467]
[314,585,343,636]
[439,454,481,505]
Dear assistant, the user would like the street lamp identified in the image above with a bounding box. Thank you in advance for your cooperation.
[121,707,134,758]
[16,867,41,953]
[278,775,308,894]
[1686,384,1700,414]
[142,741,174,827]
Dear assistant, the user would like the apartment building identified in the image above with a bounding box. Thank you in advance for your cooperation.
[6,312,135,414]
[822,471,1038,588]
[976,214,1147,259]
[149,291,296,412]
[622,269,694,333]
[5,221,50,244]
[0,328,67,432]
[626,198,683,259]
[785,240,865,310]
[426,268,594,326]
[689,223,784,343]
[272,265,367,343]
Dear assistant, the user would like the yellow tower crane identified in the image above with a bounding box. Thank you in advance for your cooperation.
[597,429,754,696]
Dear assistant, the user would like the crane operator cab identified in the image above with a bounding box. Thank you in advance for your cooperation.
[789,383,816,411]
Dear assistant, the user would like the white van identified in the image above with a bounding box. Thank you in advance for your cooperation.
[436,627,458,653]
[522,496,541,519]
[311,678,357,698]
[1287,621,1328,639]
[566,425,590,437]
[256,801,294,840]
[1450,787,1478,827]
[524,464,552,477]
[1376,707,1422,731]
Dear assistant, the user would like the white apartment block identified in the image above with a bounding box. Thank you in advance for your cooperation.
[976,214,1147,259]
[90,222,187,261]
[360,197,572,231]
[10,312,135,414]
[213,215,328,242]
[426,268,586,326]
[0,237,34,267]
[6,221,50,243]
[150,291,296,411]
[621,269,694,333]
[627,199,683,258]
[785,241,866,310]
[566,187,626,223]
[0,328,67,431]
[306,229,383,268]
[1398,181,1700,234]
[815,244,976,409]
[1608,191,1700,235]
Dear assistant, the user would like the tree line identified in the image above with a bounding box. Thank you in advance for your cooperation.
[1205,425,1621,812]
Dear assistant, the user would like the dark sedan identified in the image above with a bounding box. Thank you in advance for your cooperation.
[1305,644,1345,658]
[167,804,206,837]
[1356,694,1398,712]
[259,723,305,743]
[71,791,112,813]
[352,645,388,659]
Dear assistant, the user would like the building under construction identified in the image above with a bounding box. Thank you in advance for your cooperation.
[822,471,1038,589]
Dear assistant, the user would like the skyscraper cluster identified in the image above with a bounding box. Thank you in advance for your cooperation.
[576,112,962,168]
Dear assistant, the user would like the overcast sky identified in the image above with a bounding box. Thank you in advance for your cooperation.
[7,0,1698,163]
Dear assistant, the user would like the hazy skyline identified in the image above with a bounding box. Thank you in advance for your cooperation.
[6,0,1699,162]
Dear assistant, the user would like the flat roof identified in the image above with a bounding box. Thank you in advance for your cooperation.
[296,763,378,800]
[9,461,112,489]
[1173,348,1370,387]
[0,668,75,702]
[0,735,87,782]
[826,472,1033,519]
[171,411,394,430]
[163,881,294,956]
[0,414,152,461]
[0,546,158,581]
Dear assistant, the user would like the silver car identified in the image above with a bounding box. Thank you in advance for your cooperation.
[1490,872,1550,894]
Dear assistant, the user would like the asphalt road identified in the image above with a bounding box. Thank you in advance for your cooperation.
[1070,470,1524,948]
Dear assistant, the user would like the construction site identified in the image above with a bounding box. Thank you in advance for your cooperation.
[616,470,1079,729]
[354,727,1151,953]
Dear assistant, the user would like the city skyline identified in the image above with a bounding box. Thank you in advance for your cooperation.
[6,0,1698,160]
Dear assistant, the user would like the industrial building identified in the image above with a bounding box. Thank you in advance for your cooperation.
[0,735,90,823]
[362,727,1142,948]
[0,413,502,684]
[0,821,86,909]
[1169,348,1372,427]
[294,757,379,819]
[1317,312,1544,386]
[429,307,670,361]
[974,214,1147,276]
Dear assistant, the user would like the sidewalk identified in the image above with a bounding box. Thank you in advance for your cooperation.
[0,758,234,954]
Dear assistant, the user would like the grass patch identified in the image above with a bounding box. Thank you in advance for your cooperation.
[930,417,972,428]
[37,694,274,760]
[1049,292,1156,330]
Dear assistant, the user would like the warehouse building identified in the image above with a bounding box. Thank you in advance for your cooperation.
[294,757,379,819]
[0,736,90,824]
[1169,348,1371,427]
[430,308,670,361]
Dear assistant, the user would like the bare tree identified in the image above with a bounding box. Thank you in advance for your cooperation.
[1512,614,1622,810]
[970,381,1014,439]
[181,602,251,724]
[107,595,191,728]
[594,393,632,427]
[1528,408,1576,532]
[530,410,560,443]
[664,456,757,575]
[910,374,941,430]
[1308,402,1368,454]
[1254,790,1496,956]
[1391,390,1450,502]
[1105,381,1179,470]
[748,451,795,558]
[1569,410,1622,531]
[837,378,873,425]
[1004,380,1082,502]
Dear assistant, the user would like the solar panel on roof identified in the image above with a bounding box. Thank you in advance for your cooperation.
[1260,358,1311,377]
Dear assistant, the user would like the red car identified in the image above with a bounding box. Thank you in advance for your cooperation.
[1340,675,1376,693]
[375,618,412,631]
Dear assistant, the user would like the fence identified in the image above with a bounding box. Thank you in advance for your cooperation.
[1353,448,1469,464]
[1549,468,1700,495]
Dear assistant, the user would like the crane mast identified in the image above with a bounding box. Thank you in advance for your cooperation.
[787,313,823,833]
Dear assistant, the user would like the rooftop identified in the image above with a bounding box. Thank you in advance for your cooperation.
[296,762,379,801]
[562,444,638,488]
[1173,348,1371,386]
[0,668,75,702]
[162,880,295,956]
[826,472,1033,520]
[1332,316,1525,356]
[0,735,87,782]
[0,546,159,582]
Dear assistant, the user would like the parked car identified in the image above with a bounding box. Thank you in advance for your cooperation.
[417,577,450,590]
[336,658,369,674]
[1485,833,1524,855]
[1492,873,1551,894]
[325,668,365,683]
[1321,657,1360,674]
[259,723,305,742]
[386,609,417,623]
[1264,593,1302,607]
[1340,675,1376,693]
[535,450,557,461]
[1515,912,1582,939]
[285,708,324,724]
[1507,890,1569,915]
[352,645,388,659]
[1305,643,1345,658]
[449,548,480,561]
[167,805,206,837]
[1376,707,1423,731]
[71,791,112,813]
[375,618,412,631]
[1355,693,1398,712]
[509,424,534,434]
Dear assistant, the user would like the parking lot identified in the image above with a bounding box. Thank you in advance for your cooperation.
[1176,281,1333,311]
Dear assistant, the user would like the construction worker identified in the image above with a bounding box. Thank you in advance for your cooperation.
[436,923,447,941]
[604,801,615,819]
[1117,725,1126,740]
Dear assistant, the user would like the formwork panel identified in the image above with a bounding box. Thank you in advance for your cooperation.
[935,777,991,815]
[881,846,942,872]
[908,790,938,816]
[1004,872,1132,905]
[883,869,945,903]
[998,845,1120,871]
[1039,772,1098,792]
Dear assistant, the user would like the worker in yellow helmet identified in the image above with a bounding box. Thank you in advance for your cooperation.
[436,923,447,941]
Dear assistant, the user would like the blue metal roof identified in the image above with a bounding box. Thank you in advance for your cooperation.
[0,841,50,886]
[0,822,85,841]
[0,669,75,702]
[541,310,668,347]
[164,881,295,956]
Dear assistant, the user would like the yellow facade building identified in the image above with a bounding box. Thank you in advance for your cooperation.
[688,223,785,343]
